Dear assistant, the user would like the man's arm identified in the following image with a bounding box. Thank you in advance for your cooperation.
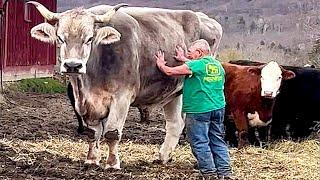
[175,46,189,62]
[155,51,192,76]
[158,63,192,76]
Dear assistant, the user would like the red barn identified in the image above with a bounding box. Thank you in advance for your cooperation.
[0,0,57,82]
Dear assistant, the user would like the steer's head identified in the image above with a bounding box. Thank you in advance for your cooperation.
[248,61,295,98]
[27,1,127,74]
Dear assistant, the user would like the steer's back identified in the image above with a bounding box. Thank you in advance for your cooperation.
[127,8,202,106]
[89,6,203,106]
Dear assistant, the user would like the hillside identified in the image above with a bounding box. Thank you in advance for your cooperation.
[57,0,320,66]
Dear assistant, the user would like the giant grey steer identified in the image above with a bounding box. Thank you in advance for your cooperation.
[27,1,223,169]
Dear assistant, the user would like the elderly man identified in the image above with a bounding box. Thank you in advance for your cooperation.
[155,39,232,179]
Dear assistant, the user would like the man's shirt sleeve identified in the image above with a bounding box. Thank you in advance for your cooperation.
[185,60,203,75]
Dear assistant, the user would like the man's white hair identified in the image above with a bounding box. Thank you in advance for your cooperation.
[191,39,211,54]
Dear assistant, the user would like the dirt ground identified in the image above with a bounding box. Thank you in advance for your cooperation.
[0,91,193,179]
[1,91,319,180]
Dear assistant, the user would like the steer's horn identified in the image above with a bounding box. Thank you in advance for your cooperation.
[94,3,128,23]
[27,1,60,21]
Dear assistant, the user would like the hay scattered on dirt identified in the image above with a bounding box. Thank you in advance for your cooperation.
[1,137,319,179]
[231,140,320,179]
[1,91,319,179]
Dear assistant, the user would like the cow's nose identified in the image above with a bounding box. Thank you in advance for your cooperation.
[263,91,273,98]
[64,62,83,73]
[64,62,82,69]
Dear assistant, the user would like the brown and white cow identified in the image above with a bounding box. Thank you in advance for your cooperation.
[222,62,295,147]
[27,1,222,169]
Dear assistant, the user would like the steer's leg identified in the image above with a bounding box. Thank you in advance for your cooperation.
[67,82,85,134]
[224,117,239,147]
[159,95,185,163]
[139,107,151,124]
[103,92,131,169]
[85,123,103,165]
[105,140,120,169]
[232,111,249,148]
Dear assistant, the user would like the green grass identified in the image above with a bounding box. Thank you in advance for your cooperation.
[15,78,66,94]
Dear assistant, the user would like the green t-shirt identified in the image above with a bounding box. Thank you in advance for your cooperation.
[182,56,226,113]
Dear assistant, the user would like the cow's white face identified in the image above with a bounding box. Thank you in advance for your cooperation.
[248,61,295,98]
[28,2,125,74]
[260,61,283,98]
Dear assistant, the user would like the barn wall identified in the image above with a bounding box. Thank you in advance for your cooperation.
[1,0,57,81]
[0,0,5,84]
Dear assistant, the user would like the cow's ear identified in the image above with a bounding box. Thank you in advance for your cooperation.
[247,67,261,75]
[282,70,295,80]
[30,23,57,44]
[95,27,121,45]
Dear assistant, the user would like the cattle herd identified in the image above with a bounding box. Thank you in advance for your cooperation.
[225,60,320,147]
[27,1,319,170]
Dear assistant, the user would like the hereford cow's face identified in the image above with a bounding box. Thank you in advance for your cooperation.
[260,61,283,98]
[249,61,295,98]
[27,1,126,74]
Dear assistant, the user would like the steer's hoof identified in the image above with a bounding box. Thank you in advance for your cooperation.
[84,159,100,166]
[77,127,85,134]
[77,125,91,134]
[105,163,121,170]
[152,157,173,165]
[152,159,163,164]
[237,141,249,149]
[139,120,150,125]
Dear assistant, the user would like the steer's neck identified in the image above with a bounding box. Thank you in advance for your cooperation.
[69,74,86,114]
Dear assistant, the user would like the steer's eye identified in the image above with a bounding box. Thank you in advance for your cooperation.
[57,35,65,44]
[278,76,282,80]
[86,37,93,44]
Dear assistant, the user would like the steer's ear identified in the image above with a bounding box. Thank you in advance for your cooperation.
[248,67,261,75]
[30,23,57,44]
[282,69,295,80]
[95,27,121,45]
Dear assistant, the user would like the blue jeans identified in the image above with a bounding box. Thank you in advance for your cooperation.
[186,108,231,176]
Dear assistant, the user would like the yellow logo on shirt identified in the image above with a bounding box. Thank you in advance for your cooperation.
[204,64,222,82]
[206,64,220,76]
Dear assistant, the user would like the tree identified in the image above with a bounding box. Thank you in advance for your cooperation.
[249,21,257,34]
[308,37,320,66]
[237,16,246,32]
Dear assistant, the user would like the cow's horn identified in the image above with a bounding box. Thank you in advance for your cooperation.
[27,1,60,21]
[94,3,128,23]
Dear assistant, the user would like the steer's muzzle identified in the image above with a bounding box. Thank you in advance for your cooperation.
[63,62,83,73]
